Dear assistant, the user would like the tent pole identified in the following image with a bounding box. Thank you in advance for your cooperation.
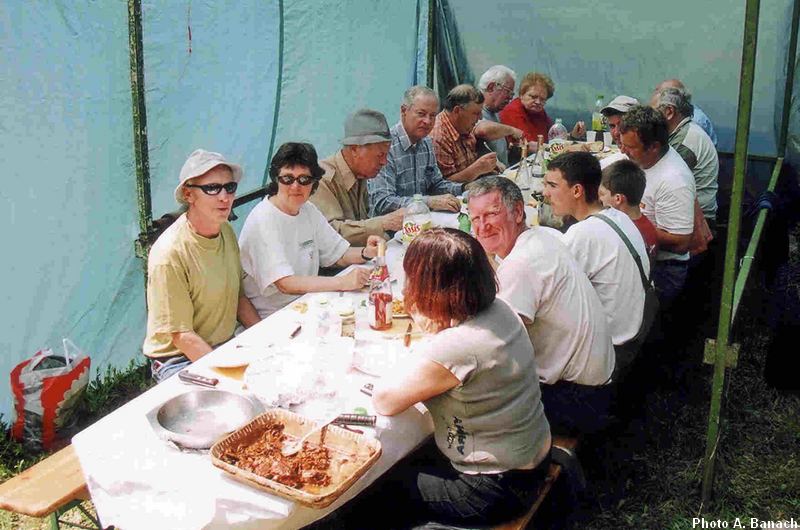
[701,0,760,507]
[427,0,435,88]
[128,0,153,281]
[263,0,285,185]
[778,0,800,155]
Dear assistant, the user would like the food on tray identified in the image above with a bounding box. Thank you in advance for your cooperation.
[291,302,308,314]
[219,419,332,490]
[392,298,409,317]
[218,418,373,494]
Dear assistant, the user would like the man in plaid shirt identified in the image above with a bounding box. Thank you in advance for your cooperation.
[368,86,464,216]
[431,84,524,183]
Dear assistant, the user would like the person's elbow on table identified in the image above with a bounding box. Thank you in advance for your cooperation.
[372,389,407,417]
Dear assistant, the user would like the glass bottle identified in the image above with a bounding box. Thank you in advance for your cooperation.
[368,241,393,331]
[516,141,531,190]
[592,94,605,134]
[531,135,546,196]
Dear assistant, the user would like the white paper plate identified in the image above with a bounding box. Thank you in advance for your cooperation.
[207,347,259,368]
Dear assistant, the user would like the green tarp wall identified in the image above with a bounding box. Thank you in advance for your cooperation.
[1,0,797,421]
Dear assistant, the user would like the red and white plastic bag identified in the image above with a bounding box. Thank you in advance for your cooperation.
[10,339,91,450]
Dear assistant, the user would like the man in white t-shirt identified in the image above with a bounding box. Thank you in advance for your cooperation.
[544,152,649,375]
[651,87,719,227]
[467,176,616,435]
[619,106,696,307]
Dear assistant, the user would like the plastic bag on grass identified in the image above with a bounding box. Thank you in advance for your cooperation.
[9,339,91,451]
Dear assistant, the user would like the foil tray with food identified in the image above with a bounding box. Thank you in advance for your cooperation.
[211,409,381,508]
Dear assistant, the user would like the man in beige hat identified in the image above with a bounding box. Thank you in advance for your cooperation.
[143,149,260,382]
[311,109,405,245]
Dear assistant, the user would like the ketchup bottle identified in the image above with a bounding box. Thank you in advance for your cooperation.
[368,241,393,330]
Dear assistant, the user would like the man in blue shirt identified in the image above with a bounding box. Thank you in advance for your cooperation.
[368,86,464,216]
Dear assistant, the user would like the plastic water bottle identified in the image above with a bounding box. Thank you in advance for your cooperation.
[547,118,569,143]
[402,194,433,245]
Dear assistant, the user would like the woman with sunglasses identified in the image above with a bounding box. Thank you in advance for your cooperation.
[344,228,551,529]
[239,142,382,319]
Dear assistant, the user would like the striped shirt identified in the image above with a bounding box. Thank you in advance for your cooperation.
[368,121,463,216]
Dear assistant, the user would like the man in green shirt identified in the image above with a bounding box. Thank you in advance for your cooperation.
[143,149,260,382]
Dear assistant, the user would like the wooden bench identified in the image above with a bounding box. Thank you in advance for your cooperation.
[0,444,100,529]
[492,435,579,530]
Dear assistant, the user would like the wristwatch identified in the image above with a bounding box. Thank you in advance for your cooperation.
[361,247,370,261]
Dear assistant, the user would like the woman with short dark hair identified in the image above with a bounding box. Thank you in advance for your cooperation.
[239,142,383,318]
[367,228,552,529]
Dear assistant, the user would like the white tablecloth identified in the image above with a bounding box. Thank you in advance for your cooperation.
[72,211,534,529]
[72,234,441,529]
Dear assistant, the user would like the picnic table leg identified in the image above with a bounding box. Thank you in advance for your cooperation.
[46,499,102,530]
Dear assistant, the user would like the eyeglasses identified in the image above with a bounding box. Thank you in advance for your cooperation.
[496,84,514,95]
[277,174,319,186]
[185,182,238,195]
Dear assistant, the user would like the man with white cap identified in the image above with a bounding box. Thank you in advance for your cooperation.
[311,109,405,246]
[143,149,260,382]
[600,95,639,147]
[597,95,639,169]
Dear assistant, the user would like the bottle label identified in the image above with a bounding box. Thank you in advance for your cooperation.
[402,219,432,244]
[368,291,393,329]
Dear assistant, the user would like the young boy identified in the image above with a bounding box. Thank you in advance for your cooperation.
[599,159,659,265]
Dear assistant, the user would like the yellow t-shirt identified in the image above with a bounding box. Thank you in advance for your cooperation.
[143,214,243,359]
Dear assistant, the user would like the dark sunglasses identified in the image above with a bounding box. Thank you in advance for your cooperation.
[185,182,238,195]
[277,174,318,186]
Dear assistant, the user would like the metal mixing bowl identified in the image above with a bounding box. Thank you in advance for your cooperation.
[152,389,263,449]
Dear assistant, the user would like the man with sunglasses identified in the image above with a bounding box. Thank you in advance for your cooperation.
[311,109,406,246]
[143,149,260,382]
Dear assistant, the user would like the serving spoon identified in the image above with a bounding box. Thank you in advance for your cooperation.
[281,412,340,456]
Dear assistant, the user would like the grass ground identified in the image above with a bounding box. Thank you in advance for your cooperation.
[1,232,798,530]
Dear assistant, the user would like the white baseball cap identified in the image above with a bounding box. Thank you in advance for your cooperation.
[601,95,640,115]
[175,149,243,204]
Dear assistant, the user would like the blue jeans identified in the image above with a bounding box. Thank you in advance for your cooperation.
[150,356,191,383]
[540,380,614,435]
[652,259,689,310]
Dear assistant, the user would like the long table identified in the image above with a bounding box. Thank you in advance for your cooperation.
[71,224,452,529]
[72,209,541,529]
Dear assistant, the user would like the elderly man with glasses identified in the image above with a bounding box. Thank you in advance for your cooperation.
[479,65,518,166]
[143,149,260,382]
[310,109,406,246]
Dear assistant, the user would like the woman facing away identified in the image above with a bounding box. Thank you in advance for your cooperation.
[342,228,552,529]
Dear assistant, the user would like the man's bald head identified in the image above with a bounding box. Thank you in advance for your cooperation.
[656,78,686,92]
